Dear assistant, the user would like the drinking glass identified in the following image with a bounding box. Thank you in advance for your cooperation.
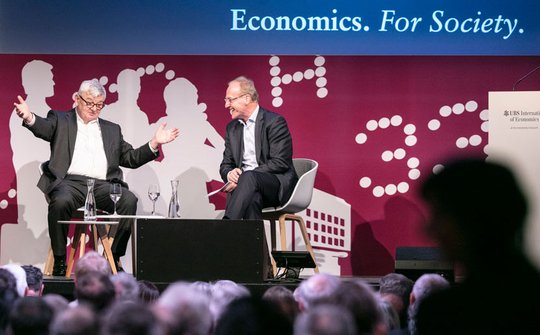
[110,183,122,216]
[148,184,160,215]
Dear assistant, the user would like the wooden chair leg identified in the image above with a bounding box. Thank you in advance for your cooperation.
[95,224,109,261]
[106,224,115,245]
[108,224,118,241]
[66,224,86,278]
[94,224,117,274]
[294,215,319,273]
[78,228,87,259]
[92,224,99,252]
[278,215,287,250]
[270,258,277,277]
[44,247,54,276]
[274,213,319,274]
[283,213,319,273]
[107,227,116,263]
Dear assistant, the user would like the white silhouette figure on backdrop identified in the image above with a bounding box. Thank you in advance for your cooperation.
[102,68,152,144]
[101,70,225,218]
[101,68,158,217]
[3,60,55,265]
[153,77,225,218]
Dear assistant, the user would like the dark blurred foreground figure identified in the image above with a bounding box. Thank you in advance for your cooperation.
[0,269,19,333]
[416,158,540,334]
[8,296,54,335]
[214,296,293,335]
[42,293,69,317]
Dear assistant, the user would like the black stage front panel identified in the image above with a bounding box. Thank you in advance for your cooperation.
[135,219,265,283]
[395,246,454,282]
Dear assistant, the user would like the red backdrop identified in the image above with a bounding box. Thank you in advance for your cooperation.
[1,55,539,275]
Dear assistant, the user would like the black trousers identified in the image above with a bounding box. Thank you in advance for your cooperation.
[47,175,136,258]
[224,170,280,220]
[223,170,280,278]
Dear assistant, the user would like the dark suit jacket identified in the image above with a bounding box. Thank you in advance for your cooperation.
[219,107,298,204]
[24,109,157,194]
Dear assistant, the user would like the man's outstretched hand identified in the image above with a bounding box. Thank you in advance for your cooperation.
[150,123,180,149]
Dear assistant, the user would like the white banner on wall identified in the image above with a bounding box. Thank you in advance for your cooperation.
[488,91,540,268]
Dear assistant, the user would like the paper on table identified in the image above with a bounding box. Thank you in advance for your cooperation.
[208,182,231,197]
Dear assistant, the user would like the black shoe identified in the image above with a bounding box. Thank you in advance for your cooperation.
[115,262,125,273]
[113,255,125,273]
[52,257,67,277]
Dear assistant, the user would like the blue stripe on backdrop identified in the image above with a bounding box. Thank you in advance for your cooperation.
[0,0,539,55]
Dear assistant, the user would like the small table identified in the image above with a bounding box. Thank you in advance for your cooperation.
[95,214,165,275]
[58,220,119,278]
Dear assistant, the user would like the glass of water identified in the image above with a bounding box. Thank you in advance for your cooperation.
[148,184,160,215]
[110,183,122,216]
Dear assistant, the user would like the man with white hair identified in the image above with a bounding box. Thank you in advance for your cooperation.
[13,79,179,276]
[219,76,297,220]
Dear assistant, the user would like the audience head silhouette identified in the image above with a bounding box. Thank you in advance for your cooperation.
[293,273,340,312]
[378,272,413,328]
[9,296,54,335]
[213,296,293,335]
[75,271,116,313]
[420,158,528,268]
[0,269,19,333]
[50,304,98,335]
[416,158,540,334]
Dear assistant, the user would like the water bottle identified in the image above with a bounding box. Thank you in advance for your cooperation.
[85,179,97,221]
[168,179,180,218]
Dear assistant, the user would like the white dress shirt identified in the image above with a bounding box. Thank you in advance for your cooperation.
[240,105,259,171]
[66,113,108,180]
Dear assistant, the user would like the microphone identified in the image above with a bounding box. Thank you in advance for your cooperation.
[512,65,540,91]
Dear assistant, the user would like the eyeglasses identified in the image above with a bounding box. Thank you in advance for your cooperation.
[224,94,248,104]
[78,94,105,110]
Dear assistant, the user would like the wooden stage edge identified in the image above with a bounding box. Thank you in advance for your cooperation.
[43,275,383,301]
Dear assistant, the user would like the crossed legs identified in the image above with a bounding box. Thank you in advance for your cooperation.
[224,170,280,220]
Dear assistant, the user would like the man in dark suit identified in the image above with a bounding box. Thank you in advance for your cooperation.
[219,76,298,220]
[13,79,179,276]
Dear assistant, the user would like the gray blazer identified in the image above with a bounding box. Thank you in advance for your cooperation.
[25,109,157,194]
[219,107,298,204]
